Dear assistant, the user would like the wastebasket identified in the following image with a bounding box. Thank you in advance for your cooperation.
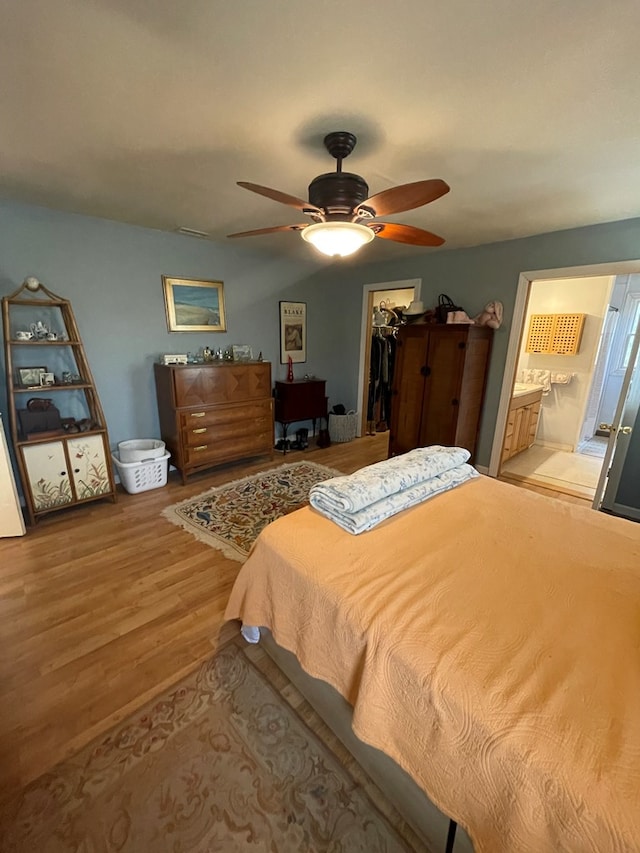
[328,410,358,443]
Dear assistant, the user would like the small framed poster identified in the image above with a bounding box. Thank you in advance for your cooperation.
[279,301,306,364]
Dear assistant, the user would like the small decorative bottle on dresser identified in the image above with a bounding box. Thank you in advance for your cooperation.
[154,360,274,483]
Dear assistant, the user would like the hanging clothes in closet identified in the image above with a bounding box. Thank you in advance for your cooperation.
[366,328,397,435]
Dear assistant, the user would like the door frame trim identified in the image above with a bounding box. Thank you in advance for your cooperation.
[357,278,421,437]
[488,259,640,478]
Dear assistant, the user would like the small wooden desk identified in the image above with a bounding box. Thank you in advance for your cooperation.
[273,379,328,443]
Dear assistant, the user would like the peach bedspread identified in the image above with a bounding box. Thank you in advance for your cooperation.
[225,475,640,852]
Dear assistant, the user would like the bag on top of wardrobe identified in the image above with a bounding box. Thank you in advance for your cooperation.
[434,293,465,324]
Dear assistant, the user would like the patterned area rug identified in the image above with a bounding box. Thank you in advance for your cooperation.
[0,640,420,852]
[162,461,341,561]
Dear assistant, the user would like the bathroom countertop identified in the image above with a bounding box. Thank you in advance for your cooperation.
[512,382,544,398]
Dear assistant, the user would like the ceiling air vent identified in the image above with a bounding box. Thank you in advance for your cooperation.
[176,226,210,238]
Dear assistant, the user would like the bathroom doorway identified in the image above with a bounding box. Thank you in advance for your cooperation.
[490,263,640,512]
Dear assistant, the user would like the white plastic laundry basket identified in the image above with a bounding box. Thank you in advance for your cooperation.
[328,410,358,443]
[117,439,166,463]
[112,451,170,494]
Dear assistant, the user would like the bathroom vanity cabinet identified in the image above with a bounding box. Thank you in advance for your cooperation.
[501,385,543,462]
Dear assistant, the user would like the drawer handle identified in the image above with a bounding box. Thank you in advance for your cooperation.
[192,427,207,434]
[190,412,206,418]
[193,445,208,452]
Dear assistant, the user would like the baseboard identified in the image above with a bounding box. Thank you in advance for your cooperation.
[534,440,574,452]
[475,464,489,475]
[500,471,594,502]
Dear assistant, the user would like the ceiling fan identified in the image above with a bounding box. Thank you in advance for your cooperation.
[228,131,450,257]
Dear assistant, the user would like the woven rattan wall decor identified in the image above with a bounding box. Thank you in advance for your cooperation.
[525,313,585,355]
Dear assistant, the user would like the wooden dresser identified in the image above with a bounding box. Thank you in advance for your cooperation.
[154,361,273,483]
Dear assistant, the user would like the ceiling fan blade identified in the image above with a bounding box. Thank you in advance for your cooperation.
[227,224,307,238]
[372,223,445,246]
[237,182,322,215]
[357,179,450,218]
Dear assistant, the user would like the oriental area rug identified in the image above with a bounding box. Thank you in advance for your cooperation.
[0,639,422,852]
[162,461,341,561]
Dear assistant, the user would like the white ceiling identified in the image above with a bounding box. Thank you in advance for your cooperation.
[2,0,640,262]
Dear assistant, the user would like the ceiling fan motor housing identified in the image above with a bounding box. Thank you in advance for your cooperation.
[308,172,370,218]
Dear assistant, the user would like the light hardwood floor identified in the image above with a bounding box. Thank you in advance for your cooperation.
[0,433,589,800]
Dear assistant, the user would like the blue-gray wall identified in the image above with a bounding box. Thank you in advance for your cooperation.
[308,219,640,512]
[1,200,638,510]
[0,201,332,449]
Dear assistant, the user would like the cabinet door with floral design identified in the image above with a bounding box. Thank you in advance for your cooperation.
[22,441,73,510]
[67,435,111,499]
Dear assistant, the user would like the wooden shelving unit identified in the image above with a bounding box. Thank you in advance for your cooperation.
[2,278,117,525]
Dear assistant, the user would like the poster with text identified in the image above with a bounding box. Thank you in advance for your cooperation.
[279,301,306,363]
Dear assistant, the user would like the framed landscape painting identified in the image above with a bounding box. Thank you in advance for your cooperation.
[279,301,306,363]
[162,277,227,332]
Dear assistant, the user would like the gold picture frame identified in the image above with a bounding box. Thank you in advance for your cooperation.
[162,277,226,332]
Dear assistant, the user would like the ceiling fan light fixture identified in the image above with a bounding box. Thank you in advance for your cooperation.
[301,221,374,257]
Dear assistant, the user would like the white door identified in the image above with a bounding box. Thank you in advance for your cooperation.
[592,320,640,518]
[0,415,25,536]
[580,306,619,444]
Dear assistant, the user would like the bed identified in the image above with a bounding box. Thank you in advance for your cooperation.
[224,474,640,852]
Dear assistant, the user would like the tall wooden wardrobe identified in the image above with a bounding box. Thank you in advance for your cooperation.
[389,323,493,461]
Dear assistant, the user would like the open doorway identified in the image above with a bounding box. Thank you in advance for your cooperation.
[490,265,640,505]
[356,279,421,439]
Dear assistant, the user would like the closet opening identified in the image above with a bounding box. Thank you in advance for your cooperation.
[356,279,421,443]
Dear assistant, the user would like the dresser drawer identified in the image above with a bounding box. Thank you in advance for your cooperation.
[179,399,272,431]
[174,362,272,407]
[183,430,273,467]
[182,413,273,447]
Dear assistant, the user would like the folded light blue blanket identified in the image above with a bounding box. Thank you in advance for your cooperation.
[309,445,471,515]
[309,462,479,535]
